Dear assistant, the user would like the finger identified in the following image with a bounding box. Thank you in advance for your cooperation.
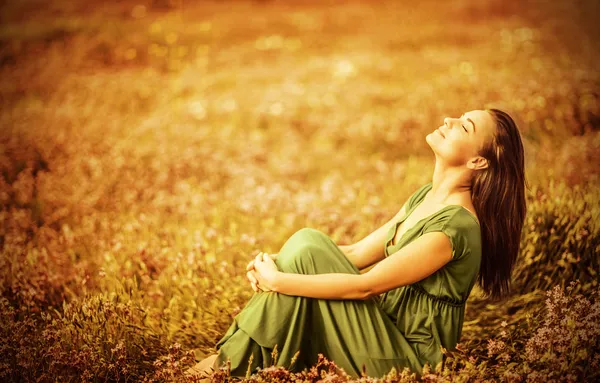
[250,270,261,284]
[257,284,269,292]
[246,271,257,284]
[246,260,255,271]
[248,270,259,292]
[259,252,268,261]
[262,255,276,266]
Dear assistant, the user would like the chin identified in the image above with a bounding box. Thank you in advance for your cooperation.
[425,132,436,146]
[426,135,442,154]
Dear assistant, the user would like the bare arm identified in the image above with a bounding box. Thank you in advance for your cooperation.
[338,202,409,270]
[258,230,453,300]
[247,201,407,292]
[247,200,408,290]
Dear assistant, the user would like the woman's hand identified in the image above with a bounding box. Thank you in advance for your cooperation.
[253,252,280,292]
[246,252,278,292]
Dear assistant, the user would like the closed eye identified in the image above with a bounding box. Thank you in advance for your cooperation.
[460,115,468,133]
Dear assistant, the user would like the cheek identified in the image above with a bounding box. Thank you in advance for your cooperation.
[445,138,477,162]
[458,139,476,154]
[459,141,481,162]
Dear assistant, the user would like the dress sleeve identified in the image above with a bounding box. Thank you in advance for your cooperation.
[421,210,477,262]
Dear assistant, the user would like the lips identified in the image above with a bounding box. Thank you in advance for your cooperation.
[436,129,445,138]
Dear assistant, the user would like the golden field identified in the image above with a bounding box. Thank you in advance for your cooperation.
[1,0,599,381]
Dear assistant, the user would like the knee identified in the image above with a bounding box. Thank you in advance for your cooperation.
[277,228,322,273]
[293,227,322,240]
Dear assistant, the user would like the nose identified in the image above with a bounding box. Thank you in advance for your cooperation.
[444,117,454,128]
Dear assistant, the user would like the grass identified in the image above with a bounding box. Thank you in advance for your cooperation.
[0,0,599,381]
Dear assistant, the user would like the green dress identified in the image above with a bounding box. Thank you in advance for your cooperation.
[215,181,482,378]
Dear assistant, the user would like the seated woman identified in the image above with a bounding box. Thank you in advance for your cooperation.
[188,108,528,379]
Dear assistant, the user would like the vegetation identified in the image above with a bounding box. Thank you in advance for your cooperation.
[1,0,598,381]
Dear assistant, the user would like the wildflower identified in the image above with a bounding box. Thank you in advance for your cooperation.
[487,339,506,357]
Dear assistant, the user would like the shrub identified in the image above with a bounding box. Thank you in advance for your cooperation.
[523,281,600,381]
[484,280,600,382]
[514,180,600,295]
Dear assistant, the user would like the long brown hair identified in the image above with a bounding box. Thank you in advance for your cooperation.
[472,108,529,300]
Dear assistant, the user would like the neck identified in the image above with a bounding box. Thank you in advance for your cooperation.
[429,159,473,205]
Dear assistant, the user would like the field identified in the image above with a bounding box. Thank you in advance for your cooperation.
[1,0,599,381]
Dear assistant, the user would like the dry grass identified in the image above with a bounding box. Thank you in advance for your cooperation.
[1,0,599,381]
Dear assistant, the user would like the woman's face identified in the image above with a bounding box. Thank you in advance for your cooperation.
[426,109,496,168]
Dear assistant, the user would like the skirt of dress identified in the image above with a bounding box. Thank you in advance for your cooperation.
[214,228,426,378]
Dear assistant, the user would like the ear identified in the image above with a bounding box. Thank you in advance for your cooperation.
[467,155,488,170]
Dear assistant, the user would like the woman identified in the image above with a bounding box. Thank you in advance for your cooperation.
[188,108,528,379]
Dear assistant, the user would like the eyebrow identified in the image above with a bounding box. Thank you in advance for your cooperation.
[461,114,477,134]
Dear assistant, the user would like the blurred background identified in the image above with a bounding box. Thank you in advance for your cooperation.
[1,0,599,381]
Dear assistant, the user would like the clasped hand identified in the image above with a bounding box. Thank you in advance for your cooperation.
[246,252,280,292]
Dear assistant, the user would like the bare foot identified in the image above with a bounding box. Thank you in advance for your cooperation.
[185,353,218,378]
